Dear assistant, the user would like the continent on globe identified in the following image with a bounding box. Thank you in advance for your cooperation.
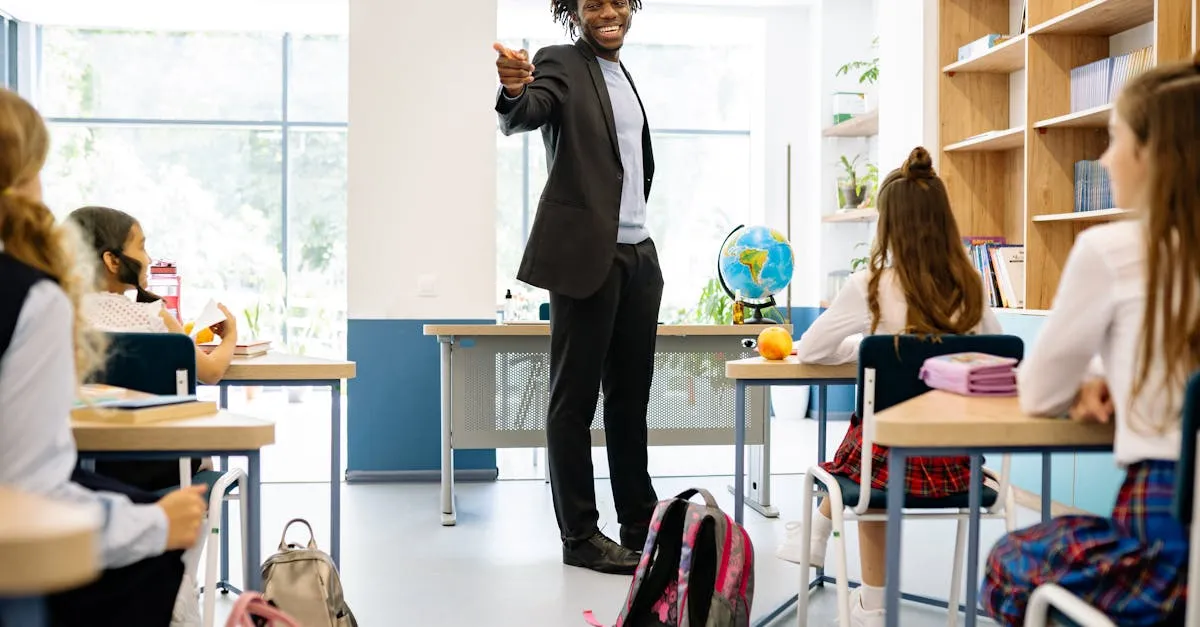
[738,249,768,284]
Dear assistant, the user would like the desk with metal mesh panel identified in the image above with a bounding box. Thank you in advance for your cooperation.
[423,323,790,526]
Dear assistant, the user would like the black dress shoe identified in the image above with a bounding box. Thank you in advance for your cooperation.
[563,531,641,575]
[620,523,649,552]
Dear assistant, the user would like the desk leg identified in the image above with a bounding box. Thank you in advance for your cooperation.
[330,380,342,568]
[815,383,828,588]
[1041,453,1052,524]
[964,454,983,627]
[736,385,779,519]
[246,451,262,591]
[439,338,456,526]
[733,380,747,525]
[217,383,231,592]
[0,597,46,627]
[884,449,906,627]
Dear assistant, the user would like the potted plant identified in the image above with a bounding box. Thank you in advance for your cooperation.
[241,302,265,401]
[835,37,880,86]
[850,242,870,273]
[858,162,880,208]
[837,154,867,210]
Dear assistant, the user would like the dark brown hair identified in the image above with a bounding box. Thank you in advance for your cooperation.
[1121,52,1200,430]
[867,146,984,336]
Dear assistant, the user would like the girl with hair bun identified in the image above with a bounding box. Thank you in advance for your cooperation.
[774,146,1000,626]
[980,53,1200,627]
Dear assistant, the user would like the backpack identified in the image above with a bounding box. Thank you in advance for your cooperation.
[584,488,755,627]
[261,518,358,627]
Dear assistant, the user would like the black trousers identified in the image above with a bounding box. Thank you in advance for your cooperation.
[547,238,663,544]
[44,470,185,627]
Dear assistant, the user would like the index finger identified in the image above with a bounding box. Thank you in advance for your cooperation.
[493,42,518,59]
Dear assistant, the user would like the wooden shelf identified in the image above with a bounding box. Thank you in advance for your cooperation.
[1033,104,1113,129]
[944,127,1024,152]
[943,35,1026,74]
[823,108,879,137]
[822,208,878,223]
[1032,208,1134,222]
[1029,0,1154,36]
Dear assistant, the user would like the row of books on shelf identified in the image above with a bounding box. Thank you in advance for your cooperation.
[1074,160,1114,214]
[1070,46,1154,113]
[964,237,1025,310]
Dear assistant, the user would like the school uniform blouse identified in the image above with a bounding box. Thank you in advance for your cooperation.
[82,291,170,333]
[1017,220,1181,466]
[795,268,1003,365]
[0,270,168,569]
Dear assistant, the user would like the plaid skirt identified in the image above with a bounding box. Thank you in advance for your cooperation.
[818,413,975,498]
[981,460,1189,627]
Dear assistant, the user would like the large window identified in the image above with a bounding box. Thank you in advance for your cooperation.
[37,28,348,358]
[495,35,760,322]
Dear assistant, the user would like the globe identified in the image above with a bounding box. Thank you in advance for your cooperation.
[717,224,795,323]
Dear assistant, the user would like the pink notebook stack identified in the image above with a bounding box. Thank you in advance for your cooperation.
[918,352,1019,396]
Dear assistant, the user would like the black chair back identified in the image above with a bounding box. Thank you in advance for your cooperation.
[92,332,197,395]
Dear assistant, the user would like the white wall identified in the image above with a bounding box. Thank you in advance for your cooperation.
[347,0,498,320]
[1,0,349,32]
[877,0,938,169]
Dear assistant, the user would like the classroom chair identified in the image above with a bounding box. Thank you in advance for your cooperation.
[90,332,250,627]
[1022,370,1200,627]
[795,334,1022,627]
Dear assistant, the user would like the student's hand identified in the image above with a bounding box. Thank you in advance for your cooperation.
[157,484,208,550]
[210,303,238,344]
[1069,378,1114,424]
[494,42,534,98]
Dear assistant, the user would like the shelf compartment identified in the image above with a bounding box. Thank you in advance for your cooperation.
[1028,0,1154,36]
[1031,208,1133,222]
[944,127,1025,152]
[823,108,879,137]
[943,34,1027,74]
[822,208,878,223]
[1033,104,1113,129]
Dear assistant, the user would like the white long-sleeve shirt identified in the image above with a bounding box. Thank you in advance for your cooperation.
[0,280,169,568]
[1017,220,1181,466]
[795,268,1002,365]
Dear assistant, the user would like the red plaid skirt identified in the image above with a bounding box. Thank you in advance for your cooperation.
[818,413,975,498]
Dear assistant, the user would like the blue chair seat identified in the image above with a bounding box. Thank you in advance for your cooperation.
[152,470,239,499]
[817,474,999,510]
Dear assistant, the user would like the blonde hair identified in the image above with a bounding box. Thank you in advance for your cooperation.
[0,88,106,383]
[1120,54,1200,434]
[867,146,984,336]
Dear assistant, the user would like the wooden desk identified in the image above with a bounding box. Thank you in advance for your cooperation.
[73,411,275,593]
[0,489,101,627]
[425,324,790,526]
[872,392,1115,627]
[215,351,354,569]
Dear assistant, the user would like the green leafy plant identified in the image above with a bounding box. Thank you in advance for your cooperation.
[850,242,871,273]
[838,154,863,185]
[859,162,880,207]
[836,36,880,85]
[243,302,262,340]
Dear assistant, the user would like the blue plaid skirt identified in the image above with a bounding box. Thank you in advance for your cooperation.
[981,460,1189,626]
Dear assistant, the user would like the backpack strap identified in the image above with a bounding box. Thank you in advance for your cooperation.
[624,498,690,621]
[277,518,318,551]
[675,487,719,510]
[686,516,719,626]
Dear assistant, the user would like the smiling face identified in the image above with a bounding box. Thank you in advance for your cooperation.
[574,0,633,61]
[1099,108,1150,211]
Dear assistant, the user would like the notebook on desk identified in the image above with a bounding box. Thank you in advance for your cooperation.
[72,384,218,424]
[198,339,271,356]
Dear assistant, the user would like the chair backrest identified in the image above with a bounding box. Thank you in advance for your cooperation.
[856,334,1025,417]
[1173,371,1200,524]
[92,332,197,395]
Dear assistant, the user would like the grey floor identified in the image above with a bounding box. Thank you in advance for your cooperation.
[199,388,1017,626]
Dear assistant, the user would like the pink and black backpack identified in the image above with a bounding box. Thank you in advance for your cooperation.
[584,488,755,627]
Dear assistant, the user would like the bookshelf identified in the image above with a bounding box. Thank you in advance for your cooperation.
[938,0,1193,310]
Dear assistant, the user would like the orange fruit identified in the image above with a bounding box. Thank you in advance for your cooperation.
[757,326,793,360]
[196,327,215,344]
[183,321,195,336]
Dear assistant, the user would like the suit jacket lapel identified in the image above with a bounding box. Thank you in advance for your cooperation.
[575,38,621,162]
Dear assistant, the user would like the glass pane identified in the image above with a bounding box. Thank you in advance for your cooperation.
[41,124,286,336]
[288,34,348,123]
[39,28,283,120]
[646,133,751,321]
[624,43,756,131]
[287,129,347,358]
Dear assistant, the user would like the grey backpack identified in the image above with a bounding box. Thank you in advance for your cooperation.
[261,518,358,627]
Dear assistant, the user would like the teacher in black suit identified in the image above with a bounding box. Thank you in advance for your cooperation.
[494,0,660,576]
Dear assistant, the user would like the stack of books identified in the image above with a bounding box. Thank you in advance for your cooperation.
[1074,160,1113,213]
[199,339,271,357]
[963,237,1026,309]
[1070,46,1154,113]
[73,384,217,424]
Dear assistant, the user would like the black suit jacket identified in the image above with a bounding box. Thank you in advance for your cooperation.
[496,38,655,299]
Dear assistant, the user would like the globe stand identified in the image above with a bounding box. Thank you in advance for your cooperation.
[742,301,774,325]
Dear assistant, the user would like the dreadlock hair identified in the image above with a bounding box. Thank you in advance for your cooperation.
[551,0,643,39]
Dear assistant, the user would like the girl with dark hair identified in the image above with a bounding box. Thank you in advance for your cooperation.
[66,205,239,386]
[777,146,1002,626]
